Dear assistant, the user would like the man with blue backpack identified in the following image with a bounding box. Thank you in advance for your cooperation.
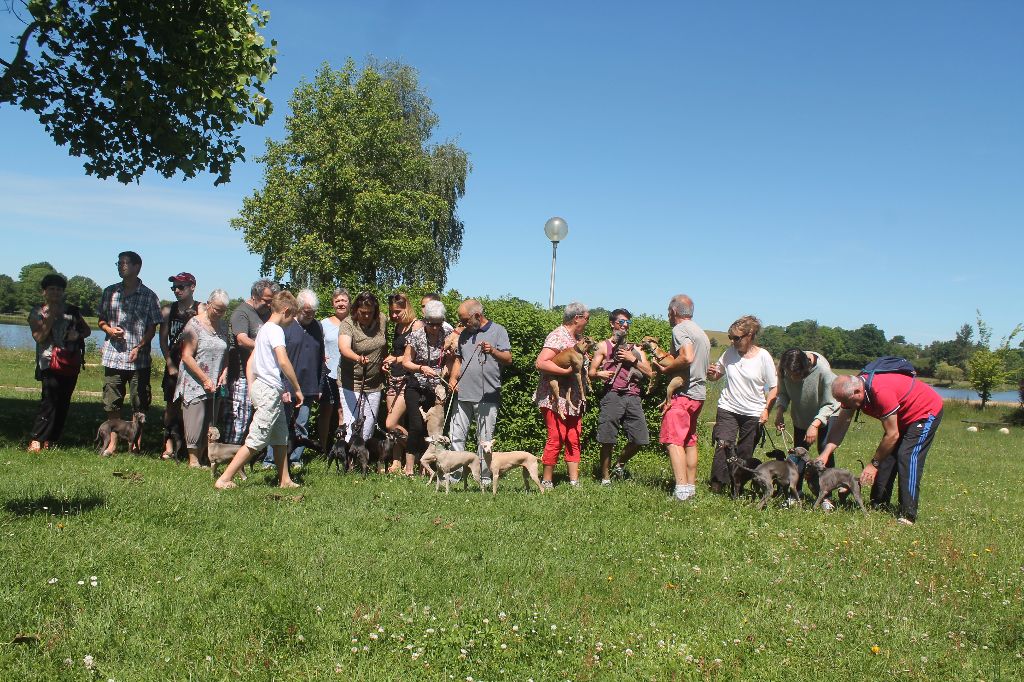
[818,357,943,525]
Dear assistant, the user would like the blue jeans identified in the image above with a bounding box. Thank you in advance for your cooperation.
[262,402,311,465]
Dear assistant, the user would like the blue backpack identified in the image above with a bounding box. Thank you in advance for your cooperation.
[858,356,916,413]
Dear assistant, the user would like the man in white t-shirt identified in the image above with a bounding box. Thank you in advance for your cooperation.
[215,291,304,489]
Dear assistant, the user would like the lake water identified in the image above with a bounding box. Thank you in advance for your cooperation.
[0,322,162,353]
[931,385,1020,403]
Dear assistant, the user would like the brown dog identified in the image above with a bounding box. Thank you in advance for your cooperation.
[479,440,544,495]
[642,336,686,412]
[546,336,597,417]
[206,426,249,480]
[94,412,146,456]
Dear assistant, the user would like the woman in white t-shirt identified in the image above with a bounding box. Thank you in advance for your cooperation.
[706,315,778,495]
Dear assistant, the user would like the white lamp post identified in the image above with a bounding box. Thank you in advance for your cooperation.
[544,216,568,309]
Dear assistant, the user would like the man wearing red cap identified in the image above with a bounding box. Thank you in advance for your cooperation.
[160,273,199,459]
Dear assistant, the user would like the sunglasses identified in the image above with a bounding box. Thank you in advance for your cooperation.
[171,284,189,291]
[614,318,631,326]
[424,321,443,327]
[728,334,747,342]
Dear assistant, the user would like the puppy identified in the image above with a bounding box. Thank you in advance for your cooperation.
[382,425,408,473]
[727,453,802,510]
[807,458,868,514]
[420,436,482,493]
[94,412,146,456]
[348,416,372,476]
[642,336,686,411]
[479,439,543,495]
[205,426,248,481]
[326,424,349,472]
[719,440,762,499]
[546,336,597,417]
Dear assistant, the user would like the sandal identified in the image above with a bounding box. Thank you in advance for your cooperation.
[27,441,43,453]
[160,452,174,461]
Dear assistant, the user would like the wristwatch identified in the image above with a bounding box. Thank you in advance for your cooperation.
[870,458,882,468]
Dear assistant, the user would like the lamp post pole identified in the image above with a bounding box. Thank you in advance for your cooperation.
[544,217,568,310]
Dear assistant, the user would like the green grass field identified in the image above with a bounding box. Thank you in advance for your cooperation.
[1,348,1021,680]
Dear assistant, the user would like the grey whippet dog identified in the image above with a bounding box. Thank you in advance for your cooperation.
[727,449,805,510]
[806,458,869,514]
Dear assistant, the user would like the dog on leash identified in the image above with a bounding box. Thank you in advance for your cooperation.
[807,458,868,514]
[727,451,803,510]
[94,412,146,456]
[325,424,349,472]
[347,416,373,476]
[420,436,482,493]
[205,426,249,481]
[718,441,762,498]
[545,336,597,418]
[479,439,544,495]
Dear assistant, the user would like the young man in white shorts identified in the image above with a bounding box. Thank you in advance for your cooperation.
[215,291,304,489]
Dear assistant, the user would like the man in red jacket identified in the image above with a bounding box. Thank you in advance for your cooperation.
[820,372,943,525]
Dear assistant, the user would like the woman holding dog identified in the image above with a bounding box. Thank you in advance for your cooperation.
[534,302,591,489]
[338,292,387,446]
[401,300,455,476]
[382,293,423,472]
[174,290,230,467]
[707,315,778,494]
[27,273,91,452]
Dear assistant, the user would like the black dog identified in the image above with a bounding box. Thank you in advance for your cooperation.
[348,416,372,476]
[326,424,349,472]
[719,440,762,499]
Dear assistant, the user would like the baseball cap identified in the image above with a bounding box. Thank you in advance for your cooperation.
[168,272,196,285]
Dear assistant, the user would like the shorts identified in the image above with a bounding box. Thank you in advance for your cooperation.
[659,394,704,447]
[244,380,288,452]
[386,373,409,399]
[319,375,340,405]
[597,391,650,445]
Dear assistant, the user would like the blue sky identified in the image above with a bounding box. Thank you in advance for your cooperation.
[1,1,1021,344]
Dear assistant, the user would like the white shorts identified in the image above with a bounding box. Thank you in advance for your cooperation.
[245,380,288,452]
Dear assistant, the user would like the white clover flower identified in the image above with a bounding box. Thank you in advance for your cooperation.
[369,633,378,640]
[83,655,95,669]
[48,578,58,585]
[624,648,633,656]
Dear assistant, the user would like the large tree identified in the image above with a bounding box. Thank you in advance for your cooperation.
[65,274,102,315]
[1,0,276,184]
[967,315,1023,408]
[233,59,470,290]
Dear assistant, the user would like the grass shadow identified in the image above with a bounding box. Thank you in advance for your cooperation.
[4,491,106,517]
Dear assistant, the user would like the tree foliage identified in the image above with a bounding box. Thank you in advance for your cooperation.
[16,261,58,309]
[1,0,277,184]
[0,274,16,313]
[234,59,470,290]
[933,361,964,385]
[64,274,102,316]
[967,315,1023,409]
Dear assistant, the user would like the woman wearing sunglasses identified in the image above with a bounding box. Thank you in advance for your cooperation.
[706,315,778,494]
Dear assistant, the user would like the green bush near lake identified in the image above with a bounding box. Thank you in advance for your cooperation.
[1,349,1022,680]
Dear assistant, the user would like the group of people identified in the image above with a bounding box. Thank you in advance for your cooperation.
[25,251,944,523]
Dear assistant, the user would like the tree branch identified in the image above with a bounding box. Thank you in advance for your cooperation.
[0,20,40,103]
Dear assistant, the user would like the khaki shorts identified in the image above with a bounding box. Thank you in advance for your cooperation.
[245,380,288,452]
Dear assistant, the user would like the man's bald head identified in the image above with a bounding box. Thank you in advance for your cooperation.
[832,375,866,409]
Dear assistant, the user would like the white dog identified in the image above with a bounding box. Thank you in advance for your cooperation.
[479,440,544,495]
[420,436,482,493]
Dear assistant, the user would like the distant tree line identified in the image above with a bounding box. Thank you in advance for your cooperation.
[0,262,102,316]
[757,318,1024,389]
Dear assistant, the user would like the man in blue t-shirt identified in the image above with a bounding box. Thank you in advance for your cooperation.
[449,299,512,483]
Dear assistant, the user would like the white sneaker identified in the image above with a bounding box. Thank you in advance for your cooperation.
[673,487,692,502]
[541,480,554,491]
[897,517,915,526]
[600,479,611,486]
[569,479,580,487]
[821,499,835,512]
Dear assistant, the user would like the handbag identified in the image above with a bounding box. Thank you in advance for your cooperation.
[49,344,83,376]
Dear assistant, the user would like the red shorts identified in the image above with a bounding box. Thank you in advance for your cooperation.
[659,395,704,447]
